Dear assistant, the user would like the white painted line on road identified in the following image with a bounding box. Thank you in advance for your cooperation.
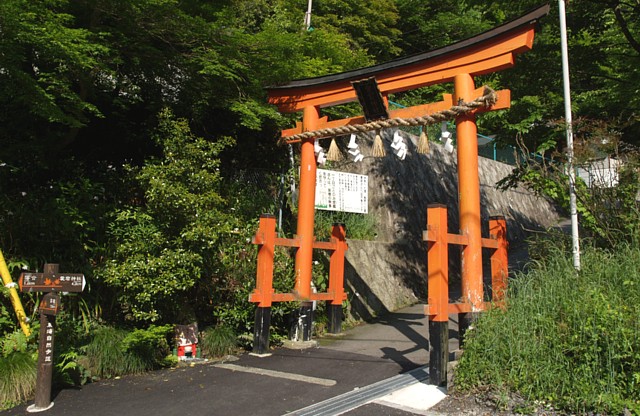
[213,363,336,387]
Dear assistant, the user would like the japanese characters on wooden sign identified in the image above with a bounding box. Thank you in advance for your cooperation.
[19,271,85,293]
[42,320,55,364]
[20,263,86,412]
[39,292,60,316]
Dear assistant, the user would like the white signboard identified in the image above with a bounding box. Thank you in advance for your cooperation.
[315,169,368,214]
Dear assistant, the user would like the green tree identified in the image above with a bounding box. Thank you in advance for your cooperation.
[311,0,402,61]
[97,110,234,323]
[396,0,491,54]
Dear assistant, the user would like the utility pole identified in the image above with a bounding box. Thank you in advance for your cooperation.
[559,0,581,270]
[304,0,313,30]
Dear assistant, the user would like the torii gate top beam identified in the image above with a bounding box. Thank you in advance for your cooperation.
[267,4,550,113]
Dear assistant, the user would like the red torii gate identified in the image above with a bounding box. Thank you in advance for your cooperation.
[251,4,549,384]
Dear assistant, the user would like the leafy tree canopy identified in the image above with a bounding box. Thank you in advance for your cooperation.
[1,0,639,332]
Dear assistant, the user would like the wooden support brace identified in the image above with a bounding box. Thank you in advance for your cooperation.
[426,204,449,323]
[250,221,348,306]
[489,216,508,304]
[251,214,277,308]
[328,223,347,306]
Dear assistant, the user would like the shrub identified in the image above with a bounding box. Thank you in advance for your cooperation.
[97,110,232,324]
[120,325,172,371]
[455,243,640,414]
[314,210,377,241]
[83,326,129,378]
[0,352,36,409]
[83,325,172,379]
[199,326,237,358]
[497,122,640,249]
[1,331,29,357]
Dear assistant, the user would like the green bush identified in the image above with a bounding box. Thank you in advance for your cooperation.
[0,352,36,409]
[455,243,640,414]
[314,210,377,241]
[1,331,29,357]
[199,326,237,358]
[120,325,172,371]
[83,325,172,379]
[97,110,232,324]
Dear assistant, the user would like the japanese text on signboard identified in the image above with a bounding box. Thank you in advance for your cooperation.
[315,169,368,214]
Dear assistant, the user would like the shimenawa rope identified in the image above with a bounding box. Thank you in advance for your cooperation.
[279,86,498,145]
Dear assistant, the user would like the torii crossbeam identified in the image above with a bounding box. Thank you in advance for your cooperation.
[252,5,550,378]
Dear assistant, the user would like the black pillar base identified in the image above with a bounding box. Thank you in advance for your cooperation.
[327,303,342,334]
[429,320,449,387]
[289,301,314,341]
[458,312,478,348]
[253,307,272,355]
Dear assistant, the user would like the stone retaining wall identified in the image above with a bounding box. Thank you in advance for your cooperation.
[330,131,562,319]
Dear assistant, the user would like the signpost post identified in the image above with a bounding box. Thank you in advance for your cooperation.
[19,263,85,413]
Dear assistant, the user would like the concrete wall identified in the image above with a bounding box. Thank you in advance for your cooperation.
[330,130,562,319]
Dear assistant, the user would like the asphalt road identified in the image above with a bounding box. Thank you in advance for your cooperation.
[2,304,455,416]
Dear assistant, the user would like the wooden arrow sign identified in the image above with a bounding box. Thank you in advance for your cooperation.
[19,266,85,293]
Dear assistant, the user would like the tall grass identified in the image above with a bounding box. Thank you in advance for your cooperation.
[314,211,377,240]
[455,243,640,414]
[83,327,132,378]
[0,352,36,409]
[199,326,237,358]
[83,325,171,379]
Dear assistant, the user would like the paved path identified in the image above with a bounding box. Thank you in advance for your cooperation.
[2,305,456,416]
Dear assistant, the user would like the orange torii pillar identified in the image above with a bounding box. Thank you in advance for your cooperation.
[425,206,509,385]
[250,214,348,354]
[252,214,277,355]
[489,216,509,304]
[454,73,483,342]
[327,223,347,333]
[426,204,450,386]
[291,106,320,342]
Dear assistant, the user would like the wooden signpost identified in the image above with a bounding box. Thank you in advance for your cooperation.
[19,263,85,413]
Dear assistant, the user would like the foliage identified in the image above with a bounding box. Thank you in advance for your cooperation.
[0,0,107,132]
[314,211,378,241]
[54,350,91,388]
[80,326,127,379]
[0,296,37,409]
[0,299,18,343]
[1,331,30,358]
[120,325,172,370]
[311,0,402,61]
[497,119,640,248]
[211,225,298,342]
[455,242,640,414]
[0,352,37,410]
[199,326,237,358]
[96,110,296,340]
[396,0,491,54]
[83,325,172,379]
[97,110,231,324]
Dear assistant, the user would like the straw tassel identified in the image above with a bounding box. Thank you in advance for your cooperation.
[326,138,343,161]
[372,129,386,157]
[417,127,430,154]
